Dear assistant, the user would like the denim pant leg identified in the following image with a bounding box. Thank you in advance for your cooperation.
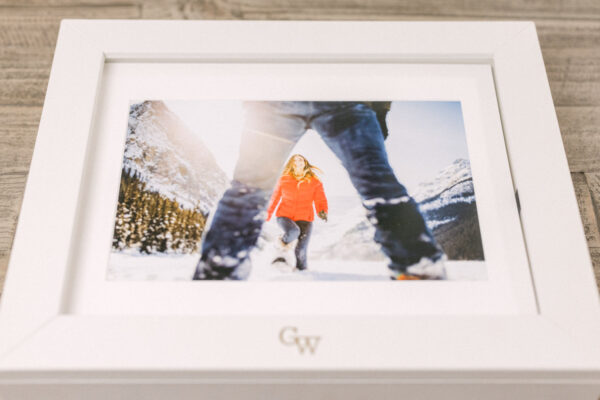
[311,103,443,272]
[294,220,313,269]
[276,217,301,244]
[193,102,306,280]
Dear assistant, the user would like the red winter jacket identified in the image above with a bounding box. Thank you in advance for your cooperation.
[267,174,328,222]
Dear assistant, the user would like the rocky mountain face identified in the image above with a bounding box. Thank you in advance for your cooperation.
[124,101,228,214]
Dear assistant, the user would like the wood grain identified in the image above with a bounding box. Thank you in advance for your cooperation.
[586,173,600,227]
[571,173,600,247]
[0,47,54,107]
[0,5,140,18]
[0,171,27,294]
[0,69,49,106]
[536,19,600,49]
[556,107,600,172]
[0,7,140,106]
[0,18,59,50]
[558,56,600,107]
[139,0,600,20]
[0,106,41,169]
[0,106,42,289]
[536,21,600,108]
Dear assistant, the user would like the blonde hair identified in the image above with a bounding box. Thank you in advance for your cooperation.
[282,154,322,182]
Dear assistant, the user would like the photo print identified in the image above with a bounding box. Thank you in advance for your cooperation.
[108,100,485,281]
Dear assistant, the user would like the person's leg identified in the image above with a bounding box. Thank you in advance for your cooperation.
[294,220,313,270]
[310,102,444,275]
[193,102,307,280]
[276,217,301,244]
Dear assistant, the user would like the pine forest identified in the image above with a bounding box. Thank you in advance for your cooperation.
[112,169,206,255]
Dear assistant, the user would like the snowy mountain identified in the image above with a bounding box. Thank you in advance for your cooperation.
[413,159,473,204]
[124,101,228,214]
[311,159,484,261]
[413,158,475,229]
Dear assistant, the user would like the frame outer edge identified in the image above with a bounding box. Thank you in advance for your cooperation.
[0,22,106,356]
[492,23,600,344]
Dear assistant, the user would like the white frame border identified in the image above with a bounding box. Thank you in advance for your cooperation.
[0,20,599,397]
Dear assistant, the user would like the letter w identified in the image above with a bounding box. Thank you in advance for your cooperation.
[295,336,321,354]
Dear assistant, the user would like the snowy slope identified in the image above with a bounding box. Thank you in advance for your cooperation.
[125,101,228,213]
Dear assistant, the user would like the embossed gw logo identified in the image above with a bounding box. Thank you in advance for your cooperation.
[279,326,321,355]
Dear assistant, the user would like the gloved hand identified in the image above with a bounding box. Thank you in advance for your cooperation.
[318,210,328,222]
[363,102,391,140]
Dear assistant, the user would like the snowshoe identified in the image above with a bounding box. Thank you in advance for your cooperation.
[271,237,298,272]
[271,256,295,272]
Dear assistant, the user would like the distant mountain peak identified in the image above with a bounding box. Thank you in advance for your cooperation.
[412,158,472,203]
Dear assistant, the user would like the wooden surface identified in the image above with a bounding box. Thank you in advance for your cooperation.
[1,1,599,296]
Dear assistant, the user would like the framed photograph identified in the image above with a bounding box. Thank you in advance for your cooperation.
[0,20,599,399]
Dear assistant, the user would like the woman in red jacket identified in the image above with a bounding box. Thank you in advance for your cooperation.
[266,154,328,271]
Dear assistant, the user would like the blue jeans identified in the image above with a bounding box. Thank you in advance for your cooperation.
[193,101,443,280]
[277,217,313,270]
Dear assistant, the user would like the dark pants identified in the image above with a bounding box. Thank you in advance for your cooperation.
[193,101,443,280]
[277,217,313,270]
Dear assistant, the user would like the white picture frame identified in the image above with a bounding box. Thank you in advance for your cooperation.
[0,20,599,399]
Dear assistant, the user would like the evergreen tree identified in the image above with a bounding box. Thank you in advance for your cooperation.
[111,167,208,255]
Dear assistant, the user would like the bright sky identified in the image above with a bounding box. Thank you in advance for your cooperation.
[164,100,468,196]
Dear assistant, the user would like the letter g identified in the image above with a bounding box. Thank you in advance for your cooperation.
[279,326,297,346]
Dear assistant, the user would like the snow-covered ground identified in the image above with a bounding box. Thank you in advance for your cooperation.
[107,249,487,281]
